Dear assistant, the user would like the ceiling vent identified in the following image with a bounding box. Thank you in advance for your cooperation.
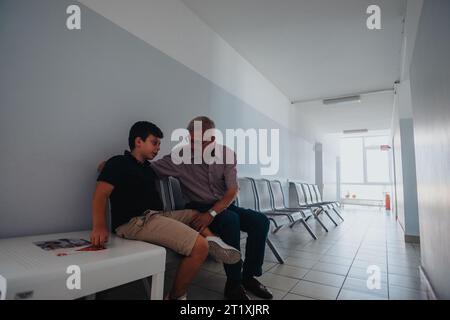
[323,95,361,105]
[343,129,368,134]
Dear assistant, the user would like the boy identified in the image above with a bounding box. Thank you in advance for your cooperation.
[90,121,240,300]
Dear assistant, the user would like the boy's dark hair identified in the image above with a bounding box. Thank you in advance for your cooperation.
[128,121,164,150]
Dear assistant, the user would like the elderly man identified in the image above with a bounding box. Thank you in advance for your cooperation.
[151,116,272,300]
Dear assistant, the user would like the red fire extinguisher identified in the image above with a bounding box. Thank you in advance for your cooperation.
[385,193,391,210]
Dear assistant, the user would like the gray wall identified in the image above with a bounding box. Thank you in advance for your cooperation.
[392,113,406,229]
[314,143,323,194]
[391,94,420,239]
[410,0,450,298]
[0,0,314,238]
[398,119,419,238]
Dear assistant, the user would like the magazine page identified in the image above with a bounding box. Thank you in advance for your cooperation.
[33,238,106,257]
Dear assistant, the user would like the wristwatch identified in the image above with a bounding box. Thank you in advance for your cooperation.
[208,209,218,218]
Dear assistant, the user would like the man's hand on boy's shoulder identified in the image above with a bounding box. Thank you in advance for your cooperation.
[97,160,106,173]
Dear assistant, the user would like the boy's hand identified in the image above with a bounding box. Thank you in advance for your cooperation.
[90,226,109,247]
[190,212,213,233]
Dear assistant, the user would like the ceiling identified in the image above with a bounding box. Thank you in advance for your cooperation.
[182,0,407,133]
[294,91,395,136]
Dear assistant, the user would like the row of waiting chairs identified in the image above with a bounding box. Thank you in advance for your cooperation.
[289,181,344,231]
[236,178,344,239]
[153,177,344,265]
[154,176,286,263]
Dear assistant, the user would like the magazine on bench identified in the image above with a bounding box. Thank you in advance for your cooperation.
[33,238,106,257]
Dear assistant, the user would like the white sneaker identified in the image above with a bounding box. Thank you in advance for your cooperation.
[165,292,187,300]
[206,236,241,264]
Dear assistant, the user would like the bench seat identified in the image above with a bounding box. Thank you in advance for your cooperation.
[0,231,165,300]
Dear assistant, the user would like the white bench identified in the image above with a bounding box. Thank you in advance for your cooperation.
[0,231,165,300]
[341,198,384,208]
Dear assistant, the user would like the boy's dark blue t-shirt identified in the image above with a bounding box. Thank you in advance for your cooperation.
[97,151,163,230]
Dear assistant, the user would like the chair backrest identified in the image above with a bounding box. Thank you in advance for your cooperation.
[237,177,257,210]
[105,177,176,233]
[155,178,173,211]
[300,183,314,205]
[311,184,323,203]
[289,182,305,207]
[269,180,287,210]
[253,179,273,212]
[306,184,318,203]
[168,176,185,210]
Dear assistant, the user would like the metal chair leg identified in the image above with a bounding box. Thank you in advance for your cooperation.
[272,225,283,234]
[313,212,329,232]
[300,219,318,240]
[266,238,284,264]
[289,220,299,228]
[324,209,339,226]
[269,218,282,234]
[333,207,345,221]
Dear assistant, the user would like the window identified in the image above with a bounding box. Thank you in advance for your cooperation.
[340,135,392,201]
[341,138,364,183]
[366,149,390,183]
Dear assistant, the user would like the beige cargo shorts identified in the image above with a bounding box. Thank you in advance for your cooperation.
[115,209,199,256]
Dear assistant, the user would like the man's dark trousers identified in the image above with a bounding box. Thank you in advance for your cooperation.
[185,203,270,284]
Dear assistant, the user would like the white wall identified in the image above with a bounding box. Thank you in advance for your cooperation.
[78,0,307,137]
[321,134,340,201]
[391,81,420,239]
[390,0,423,240]
[409,0,450,299]
[400,0,424,81]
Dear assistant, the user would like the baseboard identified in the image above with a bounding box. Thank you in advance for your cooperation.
[419,266,438,300]
[404,234,420,243]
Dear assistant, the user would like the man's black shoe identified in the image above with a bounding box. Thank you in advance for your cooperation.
[224,281,251,300]
[242,277,273,299]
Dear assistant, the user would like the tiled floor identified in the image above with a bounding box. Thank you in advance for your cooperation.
[166,205,428,300]
[96,205,428,300]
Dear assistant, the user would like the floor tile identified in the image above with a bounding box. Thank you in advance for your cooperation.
[348,266,388,283]
[326,250,357,259]
[352,259,388,272]
[191,270,217,285]
[338,289,387,300]
[291,280,340,300]
[342,277,388,298]
[312,262,350,276]
[257,273,299,292]
[319,255,354,267]
[283,249,322,261]
[201,259,224,274]
[267,264,309,279]
[303,270,346,288]
[283,293,316,300]
[188,285,224,300]
[387,265,420,278]
[389,286,428,300]
[355,254,387,264]
[285,257,318,269]
[195,273,227,294]
[248,287,287,300]
[388,274,427,292]
[262,261,277,273]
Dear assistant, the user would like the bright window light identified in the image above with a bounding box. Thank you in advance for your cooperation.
[341,138,364,183]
